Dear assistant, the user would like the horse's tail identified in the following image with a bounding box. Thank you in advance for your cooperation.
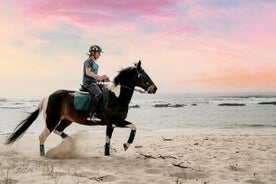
[5,98,45,144]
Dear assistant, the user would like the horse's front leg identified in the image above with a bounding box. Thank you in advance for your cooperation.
[123,121,137,151]
[105,125,114,156]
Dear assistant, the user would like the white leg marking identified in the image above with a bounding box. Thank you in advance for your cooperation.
[53,129,62,136]
[39,127,50,144]
[106,136,111,144]
[126,124,137,131]
[42,96,49,122]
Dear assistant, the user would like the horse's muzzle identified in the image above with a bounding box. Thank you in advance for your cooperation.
[147,84,157,94]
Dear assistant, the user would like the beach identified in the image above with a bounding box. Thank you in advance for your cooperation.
[0,129,275,184]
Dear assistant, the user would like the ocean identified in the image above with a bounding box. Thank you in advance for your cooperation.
[0,92,276,135]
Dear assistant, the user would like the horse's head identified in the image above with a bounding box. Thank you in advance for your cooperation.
[134,60,157,94]
[114,60,157,94]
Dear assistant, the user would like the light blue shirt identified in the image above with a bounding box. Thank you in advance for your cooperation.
[82,58,99,84]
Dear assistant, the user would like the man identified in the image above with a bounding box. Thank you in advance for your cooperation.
[82,45,110,121]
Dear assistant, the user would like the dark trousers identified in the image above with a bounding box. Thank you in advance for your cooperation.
[83,82,103,114]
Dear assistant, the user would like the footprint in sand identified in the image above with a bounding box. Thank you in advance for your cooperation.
[171,171,208,180]
[144,168,162,174]
[90,175,117,182]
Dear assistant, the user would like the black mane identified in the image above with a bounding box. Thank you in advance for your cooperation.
[113,66,136,86]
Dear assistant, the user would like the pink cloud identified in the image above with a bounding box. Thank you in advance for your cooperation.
[10,0,204,36]
[12,0,178,24]
[1,0,276,96]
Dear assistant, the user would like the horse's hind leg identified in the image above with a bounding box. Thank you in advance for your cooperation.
[39,115,60,156]
[39,127,51,156]
[54,119,72,139]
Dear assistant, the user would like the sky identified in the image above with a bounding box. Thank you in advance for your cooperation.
[0,0,276,99]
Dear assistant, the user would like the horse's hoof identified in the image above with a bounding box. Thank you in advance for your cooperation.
[104,143,110,156]
[61,132,69,139]
[123,143,129,151]
[40,145,45,156]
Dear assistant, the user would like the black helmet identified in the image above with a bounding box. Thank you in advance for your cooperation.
[89,45,103,53]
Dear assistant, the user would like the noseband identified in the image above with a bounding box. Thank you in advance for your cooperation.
[136,68,154,93]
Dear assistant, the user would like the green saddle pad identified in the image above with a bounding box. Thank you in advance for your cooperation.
[73,90,109,111]
[74,91,91,111]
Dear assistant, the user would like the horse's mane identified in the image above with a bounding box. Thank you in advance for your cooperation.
[113,66,135,86]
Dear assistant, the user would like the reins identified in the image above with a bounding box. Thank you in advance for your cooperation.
[119,83,146,94]
[106,81,146,94]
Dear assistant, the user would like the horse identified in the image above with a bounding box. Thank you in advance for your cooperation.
[5,60,157,156]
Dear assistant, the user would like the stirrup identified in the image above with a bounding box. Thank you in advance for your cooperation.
[87,113,101,121]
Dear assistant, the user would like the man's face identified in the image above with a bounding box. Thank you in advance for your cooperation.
[95,51,101,59]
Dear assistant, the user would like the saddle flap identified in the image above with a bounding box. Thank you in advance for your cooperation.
[74,91,90,111]
[74,87,109,111]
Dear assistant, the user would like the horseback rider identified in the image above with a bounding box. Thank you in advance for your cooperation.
[82,45,110,121]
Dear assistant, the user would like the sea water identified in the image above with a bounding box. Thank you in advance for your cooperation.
[0,92,276,134]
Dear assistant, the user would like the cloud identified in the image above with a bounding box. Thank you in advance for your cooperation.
[1,0,276,97]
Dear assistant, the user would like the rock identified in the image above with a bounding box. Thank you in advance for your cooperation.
[258,101,276,105]
[154,103,170,107]
[129,104,140,108]
[170,104,185,108]
[218,103,245,106]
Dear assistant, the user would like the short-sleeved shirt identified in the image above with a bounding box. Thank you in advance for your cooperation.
[82,58,99,84]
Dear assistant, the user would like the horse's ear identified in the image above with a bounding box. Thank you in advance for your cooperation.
[135,60,141,70]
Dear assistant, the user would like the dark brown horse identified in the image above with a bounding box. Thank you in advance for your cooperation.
[6,61,157,156]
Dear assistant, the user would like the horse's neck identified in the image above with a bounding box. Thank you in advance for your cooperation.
[118,86,134,106]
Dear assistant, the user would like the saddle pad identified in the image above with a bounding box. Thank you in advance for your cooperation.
[73,90,109,111]
[74,91,91,111]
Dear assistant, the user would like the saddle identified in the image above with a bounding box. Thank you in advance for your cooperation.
[74,84,109,111]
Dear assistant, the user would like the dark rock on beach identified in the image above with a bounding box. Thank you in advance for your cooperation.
[170,104,185,108]
[218,103,246,106]
[258,101,276,105]
[153,103,186,108]
[129,104,140,108]
[154,103,170,107]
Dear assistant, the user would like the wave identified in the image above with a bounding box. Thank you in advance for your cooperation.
[0,100,37,110]
[0,98,7,102]
[219,95,276,99]
[1,93,276,110]
[240,124,276,129]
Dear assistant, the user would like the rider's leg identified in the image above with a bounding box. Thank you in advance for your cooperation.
[87,94,102,121]
[85,83,103,121]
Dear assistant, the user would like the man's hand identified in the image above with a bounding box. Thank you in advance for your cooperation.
[100,75,110,82]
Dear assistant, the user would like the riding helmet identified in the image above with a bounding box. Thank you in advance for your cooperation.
[89,45,103,53]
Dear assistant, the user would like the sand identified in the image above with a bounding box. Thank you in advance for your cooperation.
[0,129,276,184]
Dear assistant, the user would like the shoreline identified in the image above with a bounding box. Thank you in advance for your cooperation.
[2,126,276,136]
[1,129,276,183]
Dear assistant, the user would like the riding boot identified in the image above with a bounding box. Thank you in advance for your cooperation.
[87,95,101,121]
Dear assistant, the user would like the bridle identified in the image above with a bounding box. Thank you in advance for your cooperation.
[136,68,156,93]
[110,68,154,94]
[119,84,146,94]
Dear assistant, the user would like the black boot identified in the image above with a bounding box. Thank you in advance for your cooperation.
[87,95,101,121]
